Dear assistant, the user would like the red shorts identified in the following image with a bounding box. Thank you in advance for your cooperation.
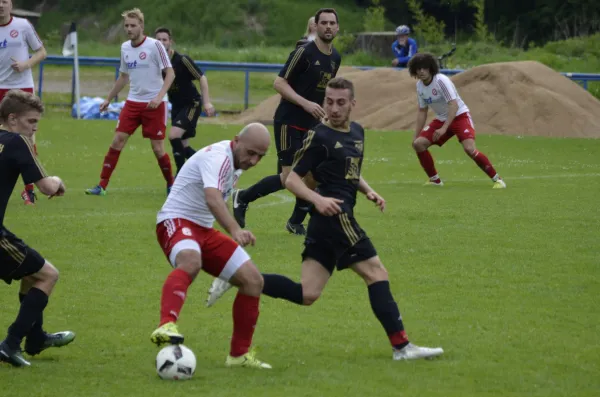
[116,100,167,140]
[0,88,34,102]
[156,218,250,281]
[419,112,475,146]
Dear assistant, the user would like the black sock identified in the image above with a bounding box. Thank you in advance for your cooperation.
[239,174,284,203]
[6,288,48,349]
[288,198,311,224]
[184,146,196,159]
[170,138,186,172]
[262,274,303,305]
[19,293,45,341]
[368,281,409,350]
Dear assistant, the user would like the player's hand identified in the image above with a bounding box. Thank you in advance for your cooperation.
[303,102,326,120]
[147,97,162,109]
[392,58,399,67]
[232,229,256,247]
[203,102,216,117]
[366,191,386,212]
[99,100,110,113]
[10,57,29,73]
[315,197,343,216]
[48,177,66,199]
[433,127,447,142]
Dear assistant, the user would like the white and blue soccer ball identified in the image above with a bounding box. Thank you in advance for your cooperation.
[156,344,196,380]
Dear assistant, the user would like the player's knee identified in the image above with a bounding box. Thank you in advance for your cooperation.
[412,139,427,152]
[302,289,321,306]
[39,262,59,286]
[234,261,263,296]
[463,146,476,158]
[175,251,202,278]
[152,146,165,158]
[111,135,128,150]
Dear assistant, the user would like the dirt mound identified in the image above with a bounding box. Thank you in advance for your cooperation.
[234,61,600,138]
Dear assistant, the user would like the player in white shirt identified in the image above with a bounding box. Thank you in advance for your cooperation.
[152,123,273,369]
[0,0,47,205]
[408,53,506,189]
[85,8,175,197]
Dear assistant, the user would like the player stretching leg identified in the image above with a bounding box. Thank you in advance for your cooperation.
[0,0,47,205]
[0,91,74,367]
[154,27,215,175]
[151,123,272,369]
[207,78,444,361]
[85,8,175,196]
[408,53,506,188]
[232,8,342,235]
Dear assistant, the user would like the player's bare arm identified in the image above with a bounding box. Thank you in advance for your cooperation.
[434,99,458,141]
[10,46,47,73]
[199,75,215,116]
[35,176,65,198]
[100,73,130,112]
[148,67,174,109]
[274,77,325,119]
[285,171,342,216]
[204,187,256,247]
[358,177,385,212]
[414,107,428,139]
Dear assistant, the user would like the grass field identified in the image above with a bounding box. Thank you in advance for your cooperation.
[0,116,599,396]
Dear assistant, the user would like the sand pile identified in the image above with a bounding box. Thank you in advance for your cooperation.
[234,61,600,138]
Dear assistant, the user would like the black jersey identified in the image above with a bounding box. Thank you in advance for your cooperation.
[274,41,342,130]
[0,131,47,226]
[292,121,365,213]
[165,51,203,108]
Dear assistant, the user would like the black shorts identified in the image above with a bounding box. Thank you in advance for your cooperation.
[171,101,202,139]
[301,211,378,273]
[274,123,308,172]
[0,227,45,285]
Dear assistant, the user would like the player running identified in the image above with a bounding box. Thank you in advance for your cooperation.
[85,8,175,196]
[232,8,342,236]
[154,27,215,175]
[0,90,75,367]
[0,0,47,205]
[408,53,506,188]
[207,78,444,361]
[151,123,272,369]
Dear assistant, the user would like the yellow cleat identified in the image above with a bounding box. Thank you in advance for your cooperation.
[493,179,507,189]
[150,322,184,346]
[225,349,272,369]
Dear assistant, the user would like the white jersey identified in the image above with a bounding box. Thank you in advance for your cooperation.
[0,17,43,89]
[157,140,242,228]
[119,36,171,102]
[416,74,469,121]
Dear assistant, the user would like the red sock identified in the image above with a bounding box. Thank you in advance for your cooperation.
[416,150,439,179]
[230,293,260,357]
[159,268,193,326]
[158,154,174,187]
[471,151,497,179]
[99,147,122,189]
[389,330,409,348]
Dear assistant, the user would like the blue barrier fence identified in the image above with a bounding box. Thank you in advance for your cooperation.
[37,55,600,110]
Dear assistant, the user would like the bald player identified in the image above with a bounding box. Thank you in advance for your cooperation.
[151,123,273,369]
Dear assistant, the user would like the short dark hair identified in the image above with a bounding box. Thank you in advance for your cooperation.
[154,27,171,37]
[0,90,44,121]
[407,53,440,78]
[315,8,338,24]
[326,77,354,99]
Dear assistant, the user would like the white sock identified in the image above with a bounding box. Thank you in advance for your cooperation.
[430,174,441,182]
[492,174,500,182]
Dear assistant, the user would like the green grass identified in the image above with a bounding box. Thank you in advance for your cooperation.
[1,116,599,396]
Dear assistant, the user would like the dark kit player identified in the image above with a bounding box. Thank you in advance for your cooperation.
[232,8,342,235]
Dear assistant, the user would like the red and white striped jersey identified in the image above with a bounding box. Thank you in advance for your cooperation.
[416,73,469,121]
[157,140,242,228]
[119,36,171,102]
[0,17,43,89]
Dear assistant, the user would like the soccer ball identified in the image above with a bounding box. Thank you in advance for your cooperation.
[156,344,196,380]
